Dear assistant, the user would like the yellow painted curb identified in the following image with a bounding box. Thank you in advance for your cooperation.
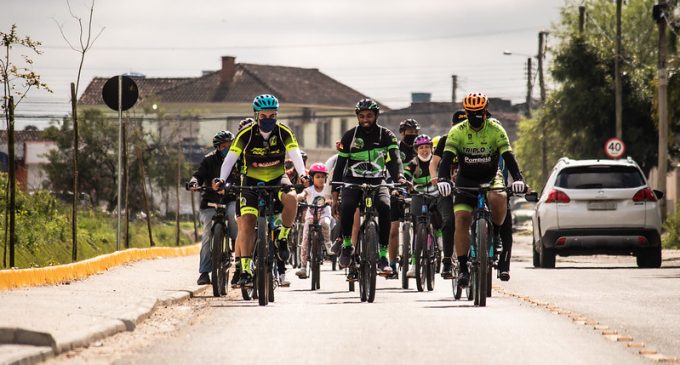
[0,243,200,291]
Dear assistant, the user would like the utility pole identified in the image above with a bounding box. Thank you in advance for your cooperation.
[526,58,533,118]
[538,31,548,103]
[654,1,669,220]
[615,0,623,139]
[7,97,15,268]
[451,74,458,105]
[579,6,586,33]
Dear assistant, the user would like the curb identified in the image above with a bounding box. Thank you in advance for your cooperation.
[0,284,209,365]
[0,244,200,291]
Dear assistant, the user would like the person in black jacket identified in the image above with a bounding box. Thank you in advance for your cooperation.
[188,130,240,285]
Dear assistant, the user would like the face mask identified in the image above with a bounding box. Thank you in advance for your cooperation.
[468,112,485,129]
[259,118,277,133]
[418,153,432,162]
[219,148,228,157]
[403,134,417,145]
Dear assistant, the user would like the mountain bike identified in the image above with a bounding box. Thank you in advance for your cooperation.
[410,189,440,292]
[299,196,331,291]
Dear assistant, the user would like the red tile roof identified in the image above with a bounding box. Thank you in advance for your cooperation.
[78,77,193,105]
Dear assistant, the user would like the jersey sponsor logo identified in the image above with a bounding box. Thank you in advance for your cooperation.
[400,151,406,161]
[462,147,488,154]
[252,160,281,168]
[270,136,278,146]
[351,138,365,150]
[464,156,492,164]
[249,147,268,156]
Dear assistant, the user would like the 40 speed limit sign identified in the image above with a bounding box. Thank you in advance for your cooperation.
[604,137,626,159]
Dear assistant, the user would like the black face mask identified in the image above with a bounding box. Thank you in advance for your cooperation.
[467,111,485,129]
[403,134,417,145]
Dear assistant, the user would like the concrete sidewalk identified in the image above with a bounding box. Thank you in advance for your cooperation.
[0,255,207,365]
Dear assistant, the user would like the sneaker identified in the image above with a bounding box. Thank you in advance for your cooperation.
[231,268,241,288]
[494,234,503,254]
[330,238,342,256]
[441,261,453,280]
[499,271,510,282]
[295,266,308,279]
[378,256,392,273]
[346,267,358,281]
[237,272,253,287]
[339,246,353,269]
[197,272,210,285]
[277,238,290,262]
[278,273,291,287]
[386,271,399,280]
[406,267,416,278]
[457,271,470,287]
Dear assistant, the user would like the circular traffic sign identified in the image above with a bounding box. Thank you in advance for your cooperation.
[102,75,139,111]
[604,137,626,159]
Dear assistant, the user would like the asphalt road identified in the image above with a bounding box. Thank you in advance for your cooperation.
[115,233,679,365]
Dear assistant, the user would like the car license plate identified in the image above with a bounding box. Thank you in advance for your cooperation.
[587,201,617,210]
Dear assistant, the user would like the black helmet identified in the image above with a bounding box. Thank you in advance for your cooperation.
[213,130,234,147]
[452,110,467,125]
[355,98,380,115]
[399,118,421,133]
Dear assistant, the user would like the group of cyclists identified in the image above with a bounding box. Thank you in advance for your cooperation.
[188,91,527,296]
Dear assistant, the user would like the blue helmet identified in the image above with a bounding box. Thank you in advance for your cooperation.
[252,94,279,111]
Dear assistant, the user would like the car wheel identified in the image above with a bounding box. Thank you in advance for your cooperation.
[636,247,662,268]
[539,246,556,269]
[532,238,540,268]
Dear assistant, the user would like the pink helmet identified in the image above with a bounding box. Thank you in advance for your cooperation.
[413,134,432,147]
[309,162,328,176]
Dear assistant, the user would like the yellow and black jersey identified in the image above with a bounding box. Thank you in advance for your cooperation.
[229,122,299,182]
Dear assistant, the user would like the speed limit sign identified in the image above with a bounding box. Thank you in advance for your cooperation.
[604,137,626,159]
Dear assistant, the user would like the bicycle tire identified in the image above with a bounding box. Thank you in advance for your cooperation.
[486,266,492,297]
[311,229,320,291]
[476,218,489,307]
[426,233,435,291]
[257,217,268,306]
[415,223,427,292]
[268,260,275,303]
[365,221,378,303]
[211,223,225,297]
[452,261,462,300]
[401,221,411,290]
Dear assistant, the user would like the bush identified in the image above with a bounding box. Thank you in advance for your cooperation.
[663,204,680,249]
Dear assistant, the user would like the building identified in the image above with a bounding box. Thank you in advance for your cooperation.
[0,130,56,191]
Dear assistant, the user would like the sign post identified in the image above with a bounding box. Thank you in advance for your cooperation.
[102,75,138,250]
[604,137,626,159]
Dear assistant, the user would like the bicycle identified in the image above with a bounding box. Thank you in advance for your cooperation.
[226,183,290,306]
[454,185,533,306]
[288,205,305,269]
[398,192,412,290]
[335,182,398,303]
[299,196,331,291]
[410,188,440,292]
[185,184,233,298]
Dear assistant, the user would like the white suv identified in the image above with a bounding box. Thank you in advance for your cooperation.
[528,157,663,268]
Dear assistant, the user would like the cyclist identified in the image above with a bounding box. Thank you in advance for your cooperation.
[429,110,466,279]
[331,98,406,273]
[295,163,333,279]
[217,94,309,287]
[436,93,526,286]
[188,130,239,285]
[386,118,420,277]
[404,134,442,277]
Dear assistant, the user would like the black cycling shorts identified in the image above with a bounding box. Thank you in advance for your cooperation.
[239,175,290,217]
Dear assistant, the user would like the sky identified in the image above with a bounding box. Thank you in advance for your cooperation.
[1,0,571,129]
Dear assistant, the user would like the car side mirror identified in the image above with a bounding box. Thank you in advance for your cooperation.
[525,192,539,202]
[654,190,664,200]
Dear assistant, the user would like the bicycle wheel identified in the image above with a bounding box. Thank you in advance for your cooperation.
[426,233,436,291]
[414,223,427,292]
[365,221,379,303]
[486,265,492,297]
[358,235,367,302]
[268,255,275,303]
[256,217,268,306]
[311,229,320,291]
[475,218,489,307]
[211,223,225,297]
[288,227,297,268]
[452,260,462,300]
[401,221,411,290]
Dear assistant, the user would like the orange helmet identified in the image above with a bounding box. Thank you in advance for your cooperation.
[463,92,488,112]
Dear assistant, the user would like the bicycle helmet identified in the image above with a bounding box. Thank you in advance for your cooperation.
[239,117,254,130]
[309,162,328,176]
[354,98,380,115]
[252,94,279,111]
[212,130,234,147]
[463,92,488,111]
[399,118,421,133]
[413,134,432,147]
[452,110,467,125]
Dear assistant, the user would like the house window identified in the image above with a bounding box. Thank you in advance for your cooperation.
[316,119,331,148]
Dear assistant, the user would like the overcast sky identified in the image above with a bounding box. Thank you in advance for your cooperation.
[2,0,571,128]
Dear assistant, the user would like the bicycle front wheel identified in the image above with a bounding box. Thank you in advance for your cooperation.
[311,229,321,291]
[474,218,490,307]
[364,221,379,303]
[256,217,268,306]
[211,223,225,297]
[401,221,411,290]
[415,223,427,292]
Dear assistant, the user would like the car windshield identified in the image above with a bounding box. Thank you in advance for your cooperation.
[555,165,645,189]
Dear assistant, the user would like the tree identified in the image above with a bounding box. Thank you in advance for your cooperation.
[1,24,51,268]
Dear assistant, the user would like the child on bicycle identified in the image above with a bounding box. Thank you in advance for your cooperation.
[295,163,334,279]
